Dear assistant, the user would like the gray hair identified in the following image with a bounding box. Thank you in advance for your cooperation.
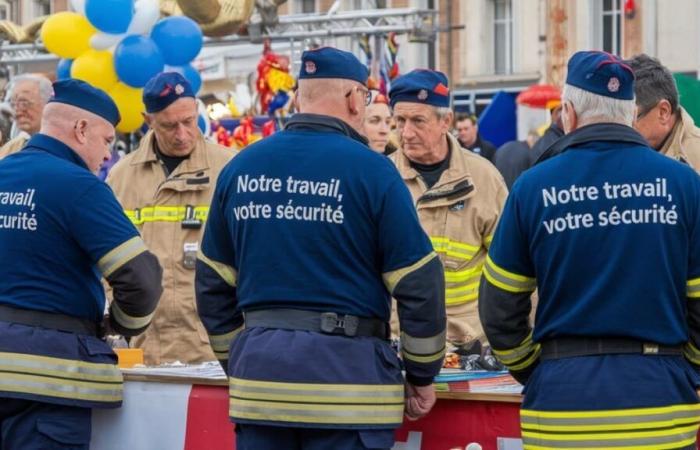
[7,74,53,103]
[626,53,679,116]
[435,106,452,119]
[562,84,636,126]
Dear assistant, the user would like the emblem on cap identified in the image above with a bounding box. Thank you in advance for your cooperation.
[305,61,317,74]
[607,77,620,93]
[175,84,185,95]
[417,89,428,100]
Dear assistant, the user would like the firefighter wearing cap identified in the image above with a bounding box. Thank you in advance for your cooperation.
[107,72,235,365]
[480,50,700,448]
[196,46,446,450]
[388,70,507,353]
[0,79,162,449]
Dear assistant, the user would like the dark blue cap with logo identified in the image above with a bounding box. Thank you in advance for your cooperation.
[298,47,368,85]
[143,72,195,114]
[566,51,635,100]
[388,69,450,108]
[49,79,120,126]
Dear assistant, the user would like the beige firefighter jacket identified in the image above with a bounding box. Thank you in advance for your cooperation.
[107,130,235,365]
[0,134,29,159]
[391,133,508,345]
[660,107,700,172]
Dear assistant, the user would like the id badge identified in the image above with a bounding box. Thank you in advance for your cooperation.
[183,242,198,269]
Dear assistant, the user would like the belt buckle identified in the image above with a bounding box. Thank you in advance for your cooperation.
[643,343,659,355]
[320,313,359,337]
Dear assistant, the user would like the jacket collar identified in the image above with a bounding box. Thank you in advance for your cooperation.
[25,133,90,172]
[284,113,369,146]
[395,133,472,187]
[535,122,649,165]
[130,130,211,175]
[660,107,694,161]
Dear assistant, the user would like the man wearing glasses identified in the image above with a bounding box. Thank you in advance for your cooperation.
[0,74,52,158]
[627,54,700,172]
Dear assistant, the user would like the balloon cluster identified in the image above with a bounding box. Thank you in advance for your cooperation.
[41,0,204,133]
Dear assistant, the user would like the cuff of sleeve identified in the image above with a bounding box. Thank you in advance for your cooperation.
[406,374,434,386]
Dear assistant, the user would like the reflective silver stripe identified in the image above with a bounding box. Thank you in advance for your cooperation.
[98,236,148,278]
[483,255,536,293]
[111,302,155,331]
[383,251,438,294]
[0,352,122,381]
[522,425,699,449]
[0,373,122,402]
[213,350,228,361]
[209,326,243,353]
[683,342,700,365]
[197,250,237,287]
[401,330,446,356]
[492,332,537,364]
[231,384,403,402]
[230,400,404,425]
[521,407,700,427]
[688,278,700,298]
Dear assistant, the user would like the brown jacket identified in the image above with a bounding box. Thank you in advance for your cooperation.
[660,107,700,172]
[107,131,235,365]
[391,133,507,345]
[0,134,29,159]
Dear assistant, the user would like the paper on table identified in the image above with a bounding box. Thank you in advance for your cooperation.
[121,361,227,380]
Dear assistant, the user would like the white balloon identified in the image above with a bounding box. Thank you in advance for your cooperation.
[90,32,125,51]
[127,0,160,36]
[69,0,86,15]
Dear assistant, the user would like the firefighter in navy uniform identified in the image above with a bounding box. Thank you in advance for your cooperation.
[196,47,446,450]
[479,51,700,449]
[0,79,162,449]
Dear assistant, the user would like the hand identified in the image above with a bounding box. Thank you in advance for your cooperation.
[404,382,436,421]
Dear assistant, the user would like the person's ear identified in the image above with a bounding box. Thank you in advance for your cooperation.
[74,119,89,144]
[657,99,674,126]
[562,101,577,134]
[346,88,360,116]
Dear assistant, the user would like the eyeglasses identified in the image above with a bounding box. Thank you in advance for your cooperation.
[10,98,35,110]
[345,85,372,106]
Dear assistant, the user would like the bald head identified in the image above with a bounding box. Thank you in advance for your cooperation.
[295,78,368,134]
[41,103,116,174]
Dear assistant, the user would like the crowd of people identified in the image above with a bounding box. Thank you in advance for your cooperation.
[0,45,699,450]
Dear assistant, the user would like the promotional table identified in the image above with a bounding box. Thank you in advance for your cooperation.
[91,374,523,450]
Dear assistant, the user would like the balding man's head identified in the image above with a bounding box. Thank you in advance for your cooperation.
[295,78,369,133]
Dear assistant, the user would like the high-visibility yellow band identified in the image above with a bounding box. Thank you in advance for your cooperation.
[430,236,480,261]
[402,347,446,364]
[492,331,540,371]
[382,251,438,295]
[683,341,700,365]
[197,250,237,287]
[97,236,147,278]
[124,205,209,226]
[401,330,446,356]
[687,277,700,298]
[208,325,243,353]
[483,255,536,293]
[521,403,700,419]
[484,235,494,247]
[111,302,155,331]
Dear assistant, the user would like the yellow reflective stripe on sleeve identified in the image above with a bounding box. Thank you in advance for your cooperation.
[402,346,446,364]
[687,277,700,298]
[382,251,437,295]
[124,205,210,226]
[0,351,122,404]
[97,236,148,278]
[484,235,494,247]
[208,325,243,354]
[683,341,700,365]
[111,302,155,331]
[492,331,540,371]
[483,254,536,293]
[229,377,404,425]
[400,330,446,356]
[197,250,237,287]
[214,350,229,361]
[430,236,480,261]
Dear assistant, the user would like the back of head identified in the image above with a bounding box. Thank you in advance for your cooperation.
[626,53,679,116]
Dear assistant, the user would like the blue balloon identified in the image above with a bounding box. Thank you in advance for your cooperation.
[85,0,134,34]
[56,59,73,80]
[167,64,202,94]
[114,36,164,88]
[151,17,203,66]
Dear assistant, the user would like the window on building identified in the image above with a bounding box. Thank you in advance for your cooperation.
[493,0,513,75]
[33,0,51,16]
[294,0,316,14]
[592,0,622,54]
[353,0,387,8]
[0,4,8,20]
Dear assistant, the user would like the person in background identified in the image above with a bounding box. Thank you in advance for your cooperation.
[364,91,397,155]
[480,50,700,449]
[627,53,700,171]
[529,101,564,165]
[0,79,162,449]
[0,74,52,158]
[107,72,235,366]
[389,69,507,355]
[454,112,497,162]
[494,130,540,189]
[196,47,446,450]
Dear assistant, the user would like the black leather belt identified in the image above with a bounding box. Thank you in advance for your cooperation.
[540,337,683,360]
[244,309,389,340]
[0,304,98,336]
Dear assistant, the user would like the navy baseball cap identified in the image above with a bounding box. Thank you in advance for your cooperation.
[49,79,120,126]
[566,51,635,100]
[143,72,195,114]
[298,47,368,85]
[388,70,450,108]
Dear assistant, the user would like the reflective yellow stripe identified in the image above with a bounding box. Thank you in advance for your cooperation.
[401,330,446,357]
[229,377,404,425]
[402,347,446,364]
[524,438,698,450]
[97,236,147,278]
[484,235,493,247]
[483,254,536,293]
[208,325,243,354]
[521,403,700,419]
[683,341,700,365]
[382,251,437,294]
[124,205,210,226]
[214,350,228,361]
[0,351,122,404]
[492,331,540,371]
[197,250,237,287]
[111,302,154,331]
[430,236,479,261]
[444,264,483,283]
[687,277,700,298]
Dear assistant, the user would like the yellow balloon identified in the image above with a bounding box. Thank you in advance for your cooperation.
[109,83,144,133]
[71,49,118,93]
[41,12,96,59]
